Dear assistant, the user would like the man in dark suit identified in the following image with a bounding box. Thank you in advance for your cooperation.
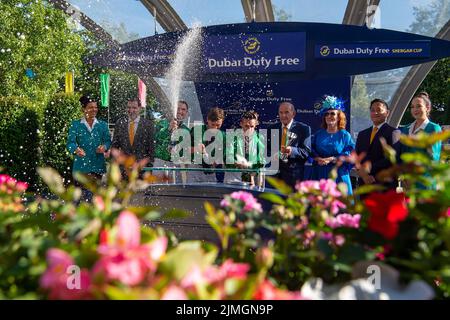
[355,98,400,188]
[269,102,311,187]
[111,98,154,176]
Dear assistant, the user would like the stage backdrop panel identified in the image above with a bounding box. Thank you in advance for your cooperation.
[194,77,351,135]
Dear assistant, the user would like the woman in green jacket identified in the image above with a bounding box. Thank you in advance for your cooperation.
[400,92,442,189]
[66,96,111,183]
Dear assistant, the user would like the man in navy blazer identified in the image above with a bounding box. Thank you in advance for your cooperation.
[111,99,154,175]
[269,102,311,187]
[355,99,400,188]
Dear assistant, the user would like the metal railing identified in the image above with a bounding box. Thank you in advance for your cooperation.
[143,166,278,191]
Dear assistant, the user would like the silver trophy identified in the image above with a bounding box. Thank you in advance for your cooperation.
[280,132,297,163]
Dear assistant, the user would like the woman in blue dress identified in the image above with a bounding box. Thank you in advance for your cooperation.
[311,100,355,194]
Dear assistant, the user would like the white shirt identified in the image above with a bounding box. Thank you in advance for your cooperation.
[409,119,429,135]
[283,119,294,131]
[372,122,386,131]
[128,115,140,136]
[81,117,98,133]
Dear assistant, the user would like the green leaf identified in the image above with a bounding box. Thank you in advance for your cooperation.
[204,201,216,216]
[259,193,285,205]
[266,177,293,195]
[400,152,432,165]
[400,130,450,148]
[37,167,65,196]
[161,208,191,220]
[380,137,397,164]
[160,241,217,280]
[126,206,160,217]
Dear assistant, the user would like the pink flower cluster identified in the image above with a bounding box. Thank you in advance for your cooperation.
[320,232,346,246]
[40,211,168,298]
[40,249,91,300]
[181,259,250,290]
[295,179,341,198]
[0,174,28,194]
[295,179,348,216]
[253,280,304,300]
[93,211,167,286]
[220,191,262,213]
[0,174,28,213]
[325,214,361,229]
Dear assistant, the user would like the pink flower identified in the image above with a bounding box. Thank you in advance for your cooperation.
[320,232,333,241]
[319,179,341,197]
[295,180,319,193]
[93,253,152,286]
[94,211,167,286]
[40,248,91,300]
[334,234,345,246]
[93,196,105,211]
[303,230,316,246]
[330,200,346,214]
[337,214,360,228]
[447,208,450,217]
[15,181,28,192]
[116,210,141,248]
[326,214,360,229]
[161,285,188,300]
[228,191,262,212]
[207,259,249,282]
[181,260,250,289]
[181,265,207,288]
[147,236,168,261]
[220,198,230,207]
[253,280,304,300]
[0,174,14,185]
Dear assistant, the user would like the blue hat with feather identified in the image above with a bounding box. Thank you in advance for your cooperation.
[319,95,346,116]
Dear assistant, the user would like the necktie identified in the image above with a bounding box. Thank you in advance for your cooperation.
[129,121,135,146]
[281,126,288,146]
[244,135,250,159]
[370,126,378,144]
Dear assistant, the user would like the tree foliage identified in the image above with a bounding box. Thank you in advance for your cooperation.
[408,0,450,36]
[0,0,85,108]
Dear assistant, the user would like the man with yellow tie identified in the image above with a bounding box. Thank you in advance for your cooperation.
[111,98,154,177]
[269,102,311,187]
[355,99,400,187]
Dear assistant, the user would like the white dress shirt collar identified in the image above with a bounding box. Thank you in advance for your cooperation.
[81,117,98,133]
[283,119,294,130]
[409,118,429,135]
[373,122,386,130]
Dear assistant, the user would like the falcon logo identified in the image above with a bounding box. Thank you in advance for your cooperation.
[243,37,261,54]
[320,46,331,57]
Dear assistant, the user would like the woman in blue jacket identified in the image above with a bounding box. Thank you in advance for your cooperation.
[66,96,111,182]
[400,92,442,161]
[400,92,441,189]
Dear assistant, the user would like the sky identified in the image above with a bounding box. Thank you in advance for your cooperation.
[67,0,445,41]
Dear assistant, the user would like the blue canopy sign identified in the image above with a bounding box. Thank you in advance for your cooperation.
[315,41,430,59]
[202,32,306,73]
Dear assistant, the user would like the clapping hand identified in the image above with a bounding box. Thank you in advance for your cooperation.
[75,147,86,157]
[281,145,292,156]
[96,145,106,154]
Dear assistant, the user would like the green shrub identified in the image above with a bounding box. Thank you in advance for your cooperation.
[0,97,40,188]
[41,93,82,185]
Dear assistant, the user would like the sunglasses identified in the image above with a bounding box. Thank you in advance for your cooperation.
[325,112,337,116]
